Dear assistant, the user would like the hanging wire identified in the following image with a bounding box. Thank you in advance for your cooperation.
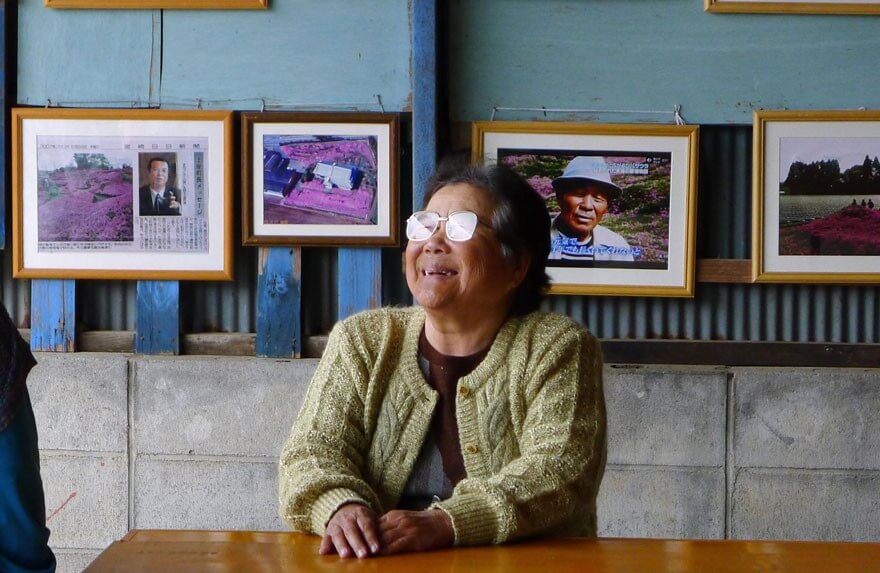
[44,93,388,113]
[490,104,687,124]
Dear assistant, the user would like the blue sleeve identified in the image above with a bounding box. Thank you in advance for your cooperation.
[0,392,56,573]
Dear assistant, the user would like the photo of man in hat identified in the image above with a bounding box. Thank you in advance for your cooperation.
[549,155,635,262]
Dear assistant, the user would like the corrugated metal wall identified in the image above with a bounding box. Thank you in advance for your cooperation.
[2,126,879,343]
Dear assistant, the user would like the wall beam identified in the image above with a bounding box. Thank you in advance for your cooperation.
[136,281,180,355]
[337,248,381,321]
[412,0,437,210]
[30,279,76,352]
[256,247,302,358]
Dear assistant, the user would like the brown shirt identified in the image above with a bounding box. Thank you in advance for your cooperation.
[418,329,490,485]
[397,330,490,509]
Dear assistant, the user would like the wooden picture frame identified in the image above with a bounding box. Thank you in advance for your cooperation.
[705,0,880,14]
[241,112,399,247]
[45,0,267,9]
[473,121,699,297]
[12,107,234,280]
[753,110,880,283]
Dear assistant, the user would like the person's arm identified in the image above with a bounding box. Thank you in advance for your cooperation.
[278,320,382,536]
[431,324,606,546]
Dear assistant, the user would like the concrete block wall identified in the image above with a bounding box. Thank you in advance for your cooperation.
[598,367,727,539]
[26,354,880,572]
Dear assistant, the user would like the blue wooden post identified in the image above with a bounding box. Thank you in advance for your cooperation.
[136,280,180,354]
[412,0,438,211]
[338,248,381,321]
[30,280,76,352]
[256,247,302,358]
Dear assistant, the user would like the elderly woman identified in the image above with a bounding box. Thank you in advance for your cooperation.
[279,161,606,558]
[0,302,56,573]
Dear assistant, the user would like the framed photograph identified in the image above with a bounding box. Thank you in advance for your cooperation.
[241,112,399,246]
[12,108,233,280]
[753,110,880,283]
[473,121,699,297]
[45,0,267,9]
[705,0,880,14]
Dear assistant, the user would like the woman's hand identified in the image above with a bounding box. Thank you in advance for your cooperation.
[378,509,454,555]
[320,503,381,559]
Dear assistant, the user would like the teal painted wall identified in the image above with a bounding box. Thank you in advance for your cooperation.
[18,1,411,110]
[18,7,154,104]
[448,0,880,124]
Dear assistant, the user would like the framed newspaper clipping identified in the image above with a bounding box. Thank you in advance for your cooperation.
[12,108,234,280]
[241,112,399,246]
[473,121,699,297]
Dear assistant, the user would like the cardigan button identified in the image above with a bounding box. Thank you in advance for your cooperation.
[458,385,471,397]
[465,444,479,454]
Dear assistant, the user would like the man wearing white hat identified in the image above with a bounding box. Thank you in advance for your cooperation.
[549,156,635,262]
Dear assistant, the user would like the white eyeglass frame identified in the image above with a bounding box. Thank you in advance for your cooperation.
[405,210,484,242]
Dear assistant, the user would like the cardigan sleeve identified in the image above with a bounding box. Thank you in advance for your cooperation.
[278,320,382,535]
[431,324,606,545]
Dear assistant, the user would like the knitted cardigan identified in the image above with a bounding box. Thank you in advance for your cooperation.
[278,306,606,546]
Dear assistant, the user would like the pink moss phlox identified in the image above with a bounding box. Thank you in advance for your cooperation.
[278,139,377,220]
[38,167,134,242]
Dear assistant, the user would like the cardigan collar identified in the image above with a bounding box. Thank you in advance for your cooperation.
[400,306,522,396]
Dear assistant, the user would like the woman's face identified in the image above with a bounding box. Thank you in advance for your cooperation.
[405,183,524,320]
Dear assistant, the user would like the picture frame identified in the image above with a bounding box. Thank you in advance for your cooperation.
[12,107,234,280]
[705,0,880,15]
[241,112,399,247]
[44,0,267,9]
[473,121,699,297]
[753,110,880,283]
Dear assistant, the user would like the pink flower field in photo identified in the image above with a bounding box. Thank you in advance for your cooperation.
[38,165,134,242]
[779,205,880,256]
[278,138,377,222]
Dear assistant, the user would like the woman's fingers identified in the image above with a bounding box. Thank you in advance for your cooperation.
[329,526,355,558]
[339,517,371,558]
[377,510,411,554]
[377,509,454,555]
[322,503,380,558]
[381,535,414,555]
[357,513,381,554]
[318,533,335,555]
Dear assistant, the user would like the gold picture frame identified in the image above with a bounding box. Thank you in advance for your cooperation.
[473,121,699,298]
[45,0,267,8]
[753,110,880,283]
[241,112,399,247]
[705,0,880,14]
[12,107,234,280]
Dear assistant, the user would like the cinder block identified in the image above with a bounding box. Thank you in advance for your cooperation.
[734,368,880,470]
[731,468,880,541]
[29,353,129,452]
[598,465,725,539]
[40,453,128,550]
[132,356,318,457]
[55,550,101,573]
[133,457,286,531]
[605,366,727,466]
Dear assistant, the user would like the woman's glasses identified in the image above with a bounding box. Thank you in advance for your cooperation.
[405,210,481,242]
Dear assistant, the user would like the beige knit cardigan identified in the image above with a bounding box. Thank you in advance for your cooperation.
[278,306,606,546]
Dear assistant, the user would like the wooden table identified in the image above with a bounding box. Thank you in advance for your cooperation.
[85,530,880,572]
